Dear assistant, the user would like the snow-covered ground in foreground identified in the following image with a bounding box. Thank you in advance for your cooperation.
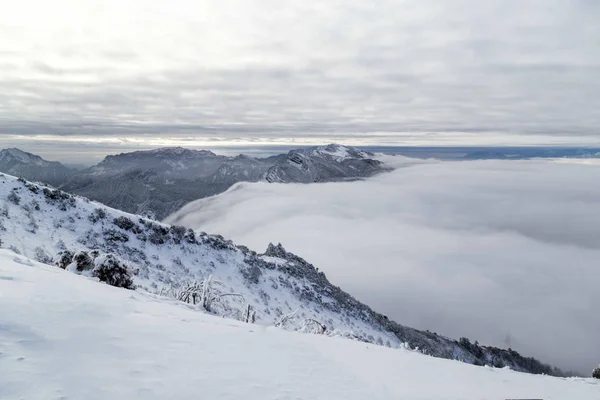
[1,251,598,400]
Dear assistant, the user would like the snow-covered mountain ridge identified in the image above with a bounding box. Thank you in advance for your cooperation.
[0,148,50,166]
[0,173,567,376]
[264,144,383,183]
[0,148,74,186]
[0,144,388,219]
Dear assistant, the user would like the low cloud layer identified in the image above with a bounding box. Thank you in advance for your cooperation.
[166,157,600,374]
[2,1,599,144]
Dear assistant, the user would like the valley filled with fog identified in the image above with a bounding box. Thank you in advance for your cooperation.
[167,156,600,374]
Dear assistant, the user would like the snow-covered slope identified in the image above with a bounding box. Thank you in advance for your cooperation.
[0,148,73,186]
[1,252,598,400]
[0,173,566,375]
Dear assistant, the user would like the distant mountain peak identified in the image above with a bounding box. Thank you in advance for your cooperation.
[264,144,384,184]
[106,147,218,159]
[312,144,370,160]
[0,148,48,166]
[0,148,73,186]
[2,147,28,156]
[146,147,217,157]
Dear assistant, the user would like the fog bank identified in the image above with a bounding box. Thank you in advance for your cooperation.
[166,157,600,374]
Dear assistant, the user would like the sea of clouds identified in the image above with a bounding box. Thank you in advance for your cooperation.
[166,156,600,374]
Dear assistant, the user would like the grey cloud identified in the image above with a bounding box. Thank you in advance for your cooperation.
[0,0,598,142]
[166,157,600,374]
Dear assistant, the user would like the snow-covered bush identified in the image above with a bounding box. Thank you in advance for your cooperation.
[88,208,107,223]
[34,247,52,264]
[175,281,203,304]
[92,254,134,289]
[54,250,75,269]
[240,263,262,284]
[140,210,156,220]
[275,310,326,334]
[169,225,186,244]
[159,276,246,319]
[183,228,197,244]
[113,216,135,231]
[30,200,40,211]
[42,188,76,210]
[103,229,129,243]
[7,190,20,205]
[71,250,94,272]
[201,276,245,315]
[148,228,168,245]
[25,182,39,194]
[300,318,326,334]
[324,328,363,342]
[593,366,600,379]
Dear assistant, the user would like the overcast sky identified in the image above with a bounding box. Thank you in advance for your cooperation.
[1,0,599,152]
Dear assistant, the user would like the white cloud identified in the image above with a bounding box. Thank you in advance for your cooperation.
[166,157,600,374]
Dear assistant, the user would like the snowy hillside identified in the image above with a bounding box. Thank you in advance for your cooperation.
[1,252,598,400]
[0,173,566,375]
